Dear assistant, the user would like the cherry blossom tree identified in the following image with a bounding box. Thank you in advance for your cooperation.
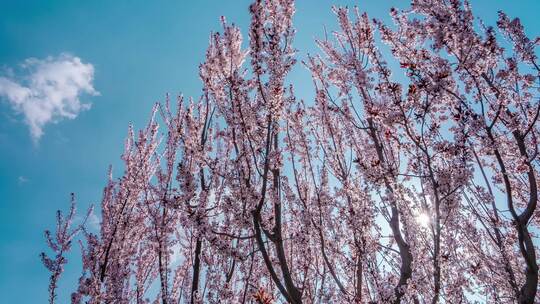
[42,0,539,303]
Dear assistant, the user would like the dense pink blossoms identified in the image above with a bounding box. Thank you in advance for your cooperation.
[42,0,539,303]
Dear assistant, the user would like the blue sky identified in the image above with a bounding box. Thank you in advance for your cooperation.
[0,1,538,303]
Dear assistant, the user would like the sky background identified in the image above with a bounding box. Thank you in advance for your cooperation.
[0,1,538,303]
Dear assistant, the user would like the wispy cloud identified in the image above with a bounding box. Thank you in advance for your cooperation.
[17,176,29,185]
[87,209,100,231]
[73,206,100,232]
[0,54,98,142]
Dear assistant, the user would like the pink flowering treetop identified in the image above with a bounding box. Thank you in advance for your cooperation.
[42,0,539,303]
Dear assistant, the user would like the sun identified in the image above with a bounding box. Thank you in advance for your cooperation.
[416,212,431,228]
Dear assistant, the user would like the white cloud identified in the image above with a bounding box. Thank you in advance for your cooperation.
[0,54,98,142]
[17,176,29,184]
[87,209,101,231]
[73,207,100,232]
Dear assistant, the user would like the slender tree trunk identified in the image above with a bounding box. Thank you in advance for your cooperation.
[191,237,202,303]
[487,130,539,303]
[366,117,413,304]
[517,225,538,304]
